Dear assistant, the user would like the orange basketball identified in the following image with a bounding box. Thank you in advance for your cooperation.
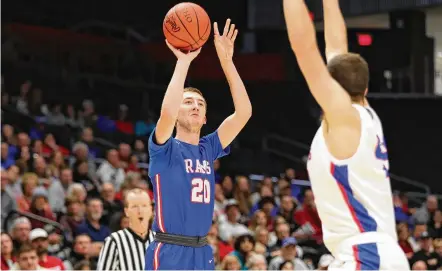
[163,2,211,51]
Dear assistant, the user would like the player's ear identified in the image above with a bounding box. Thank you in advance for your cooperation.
[364,88,368,96]
[124,207,129,218]
[203,116,207,125]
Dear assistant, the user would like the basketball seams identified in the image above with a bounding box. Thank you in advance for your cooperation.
[174,5,200,47]
[200,18,210,42]
[190,6,201,39]
[163,21,194,50]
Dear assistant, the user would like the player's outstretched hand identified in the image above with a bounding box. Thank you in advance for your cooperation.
[165,40,201,63]
[214,18,238,62]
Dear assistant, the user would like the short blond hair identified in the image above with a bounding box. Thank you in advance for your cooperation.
[184,87,207,107]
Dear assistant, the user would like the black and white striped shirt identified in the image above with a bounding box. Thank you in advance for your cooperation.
[96,228,155,270]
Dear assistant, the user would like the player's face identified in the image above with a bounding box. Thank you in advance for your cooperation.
[177,92,207,133]
[125,192,152,228]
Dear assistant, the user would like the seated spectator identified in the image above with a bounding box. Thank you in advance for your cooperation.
[100,183,123,225]
[58,197,85,244]
[66,183,87,203]
[219,199,250,244]
[1,232,15,270]
[29,228,65,270]
[15,146,32,174]
[118,143,131,169]
[46,103,66,126]
[79,127,100,158]
[430,210,442,238]
[294,189,323,244]
[411,260,427,270]
[278,260,294,270]
[410,231,441,270]
[73,160,100,198]
[230,234,256,270]
[234,176,252,220]
[31,140,44,158]
[317,254,334,270]
[28,187,57,229]
[80,100,97,128]
[254,226,275,258]
[47,151,66,179]
[1,143,15,169]
[258,197,278,231]
[221,176,234,199]
[1,170,16,229]
[42,134,69,157]
[2,125,17,149]
[16,173,38,212]
[48,167,73,213]
[6,165,21,198]
[246,253,267,270]
[65,104,84,129]
[75,198,111,242]
[214,184,227,222]
[133,139,148,163]
[250,186,276,215]
[398,223,414,259]
[96,149,125,191]
[249,210,270,233]
[268,237,309,270]
[70,142,97,180]
[219,254,241,270]
[413,195,438,225]
[11,243,42,270]
[208,221,233,262]
[66,234,97,270]
[9,217,31,252]
[410,223,429,252]
[277,195,298,233]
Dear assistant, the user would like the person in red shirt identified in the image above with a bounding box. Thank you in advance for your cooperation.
[1,232,15,270]
[294,189,323,244]
[29,228,65,270]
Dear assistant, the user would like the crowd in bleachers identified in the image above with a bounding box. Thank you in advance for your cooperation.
[1,80,442,270]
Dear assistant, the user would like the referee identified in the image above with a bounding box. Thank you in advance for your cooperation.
[96,188,154,270]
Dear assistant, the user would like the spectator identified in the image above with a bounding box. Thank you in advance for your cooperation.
[96,149,125,191]
[411,260,427,270]
[15,81,31,115]
[246,253,267,270]
[430,210,442,238]
[218,199,250,243]
[73,160,100,198]
[16,173,38,212]
[48,167,73,213]
[230,234,256,270]
[70,142,97,179]
[207,221,233,262]
[410,231,441,269]
[1,143,15,169]
[249,210,271,233]
[74,260,91,270]
[42,134,69,157]
[100,183,122,225]
[234,176,252,218]
[214,183,227,222]
[29,228,65,270]
[1,232,15,270]
[118,143,131,169]
[28,187,57,229]
[250,186,274,214]
[75,198,111,242]
[219,255,241,270]
[413,195,439,225]
[47,151,66,179]
[15,146,31,173]
[6,165,21,198]
[410,223,428,252]
[398,223,414,259]
[80,100,97,128]
[221,175,234,199]
[213,159,222,184]
[59,197,85,244]
[65,104,84,128]
[133,139,147,163]
[46,103,66,126]
[1,170,16,229]
[79,127,100,158]
[9,217,31,251]
[2,125,17,147]
[278,260,294,270]
[277,195,298,233]
[67,234,96,270]
[268,237,309,270]
[11,243,42,270]
[294,189,323,243]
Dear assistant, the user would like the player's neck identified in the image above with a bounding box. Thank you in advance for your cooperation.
[175,130,200,145]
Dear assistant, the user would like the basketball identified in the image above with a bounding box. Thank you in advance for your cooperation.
[163,2,211,51]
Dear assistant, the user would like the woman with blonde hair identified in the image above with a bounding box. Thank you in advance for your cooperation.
[218,255,241,270]
[47,151,66,178]
[16,172,38,212]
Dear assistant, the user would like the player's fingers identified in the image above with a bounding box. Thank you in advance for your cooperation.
[227,24,235,39]
[231,29,239,43]
[223,18,231,36]
[213,22,220,36]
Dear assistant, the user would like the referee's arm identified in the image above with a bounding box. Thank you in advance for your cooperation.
[96,236,118,271]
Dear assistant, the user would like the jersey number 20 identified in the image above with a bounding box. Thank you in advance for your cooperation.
[191,178,210,204]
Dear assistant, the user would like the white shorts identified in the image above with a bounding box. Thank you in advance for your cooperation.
[327,232,410,270]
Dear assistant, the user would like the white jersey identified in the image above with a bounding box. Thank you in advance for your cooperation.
[307,104,397,254]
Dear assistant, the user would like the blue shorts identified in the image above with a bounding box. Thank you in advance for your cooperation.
[145,241,215,270]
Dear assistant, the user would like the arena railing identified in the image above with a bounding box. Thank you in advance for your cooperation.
[262,134,431,197]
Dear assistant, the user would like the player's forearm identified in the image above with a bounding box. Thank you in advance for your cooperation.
[323,0,348,62]
[221,61,252,118]
[160,60,190,119]
[283,0,317,54]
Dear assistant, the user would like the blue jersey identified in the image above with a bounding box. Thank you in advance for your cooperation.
[148,129,230,237]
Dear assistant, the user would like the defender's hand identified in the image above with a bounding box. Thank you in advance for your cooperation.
[214,18,238,62]
[165,40,201,63]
